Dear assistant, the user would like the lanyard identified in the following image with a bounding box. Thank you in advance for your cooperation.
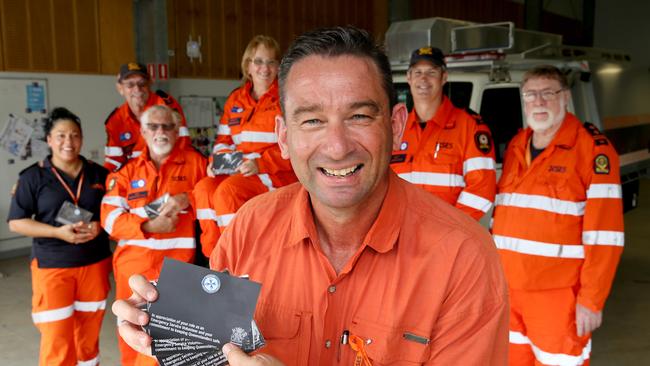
[51,167,84,206]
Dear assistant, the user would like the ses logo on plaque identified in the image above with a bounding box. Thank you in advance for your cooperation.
[201,274,221,294]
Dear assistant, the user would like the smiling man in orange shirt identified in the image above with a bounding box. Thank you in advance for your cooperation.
[113,26,509,366]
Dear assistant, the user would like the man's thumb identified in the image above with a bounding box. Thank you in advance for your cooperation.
[223,343,248,364]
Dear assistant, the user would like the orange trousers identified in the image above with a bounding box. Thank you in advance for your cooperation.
[509,287,592,366]
[193,174,272,258]
[30,257,111,366]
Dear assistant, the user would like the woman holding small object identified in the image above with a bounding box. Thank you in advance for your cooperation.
[193,35,297,258]
[8,107,111,366]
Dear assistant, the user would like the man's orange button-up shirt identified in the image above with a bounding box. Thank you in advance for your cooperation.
[211,172,509,365]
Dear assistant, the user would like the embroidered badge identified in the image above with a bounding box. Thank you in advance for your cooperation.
[228,118,242,126]
[400,142,408,151]
[130,179,146,189]
[10,181,17,196]
[231,106,244,113]
[594,154,610,174]
[474,131,492,154]
[107,178,117,191]
[390,154,407,164]
[119,132,132,141]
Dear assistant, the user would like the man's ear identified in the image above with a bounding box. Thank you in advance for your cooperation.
[116,82,124,97]
[275,115,290,159]
[390,103,408,150]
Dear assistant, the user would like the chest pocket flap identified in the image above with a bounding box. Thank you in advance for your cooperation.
[350,317,432,365]
[254,302,312,365]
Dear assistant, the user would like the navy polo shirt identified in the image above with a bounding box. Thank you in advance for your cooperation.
[8,156,112,268]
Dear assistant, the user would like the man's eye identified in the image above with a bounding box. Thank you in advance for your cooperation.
[351,114,371,121]
[302,119,321,126]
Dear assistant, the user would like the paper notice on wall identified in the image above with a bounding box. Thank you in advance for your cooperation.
[0,115,34,157]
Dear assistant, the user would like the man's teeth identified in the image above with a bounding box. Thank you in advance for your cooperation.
[322,166,359,177]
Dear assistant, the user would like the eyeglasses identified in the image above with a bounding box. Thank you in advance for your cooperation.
[521,89,565,102]
[145,123,175,132]
[121,80,148,89]
[409,68,443,78]
[251,58,278,67]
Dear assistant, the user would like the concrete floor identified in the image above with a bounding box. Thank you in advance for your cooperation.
[1,180,649,365]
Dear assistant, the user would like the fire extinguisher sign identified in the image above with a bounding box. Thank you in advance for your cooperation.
[158,64,169,80]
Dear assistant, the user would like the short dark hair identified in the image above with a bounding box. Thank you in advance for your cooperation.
[45,107,82,136]
[522,65,569,89]
[278,26,397,110]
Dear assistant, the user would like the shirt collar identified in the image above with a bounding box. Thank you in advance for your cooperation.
[285,171,404,254]
[430,96,455,128]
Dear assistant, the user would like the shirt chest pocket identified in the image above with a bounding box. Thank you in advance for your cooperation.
[350,318,432,365]
[254,303,312,366]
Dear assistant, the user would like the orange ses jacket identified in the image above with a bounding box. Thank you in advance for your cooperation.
[492,113,624,312]
[100,145,206,288]
[391,96,496,220]
[212,80,296,188]
[104,90,190,172]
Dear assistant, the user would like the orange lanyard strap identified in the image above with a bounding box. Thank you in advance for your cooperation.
[51,167,84,206]
[348,334,372,366]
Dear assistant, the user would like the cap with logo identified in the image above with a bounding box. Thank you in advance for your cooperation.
[409,47,446,69]
[118,62,149,82]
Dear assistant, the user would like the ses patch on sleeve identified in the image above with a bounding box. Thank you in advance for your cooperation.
[594,154,610,174]
[474,131,493,154]
[107,177,117,191]
[10,181,18,196]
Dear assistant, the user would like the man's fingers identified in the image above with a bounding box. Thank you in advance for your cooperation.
[223,343,251,365]
[117,320,153,356]
[128,274,159,302]
[112,299,149,327]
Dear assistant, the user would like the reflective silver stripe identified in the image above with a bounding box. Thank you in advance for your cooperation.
[495,193,585,216]
[586,184,622,199]
[131,151,142,158]
[509,330,529,344]
[582,231,624,246]
[77,355,100,366]
[398,172,465,187]
[463,157,495,175]
[213,143,234,153]
[118,237,196,250]
[104,157,122,169]
[232,131,277,144]
[257,173,275,191]
[32,304,74,323]
[101,196,128,208]
[196,208,217,221]
[217,124,231,135]
[74,300,106,312]
[244,152,261,160]
[103,208,125,235]
[179,126,190,137]
[130,207,149,219]
[493,235,584,259]
[105,146,123,156]
[216,213,235,228]
[509,331,591,365]
[457,191,493,213]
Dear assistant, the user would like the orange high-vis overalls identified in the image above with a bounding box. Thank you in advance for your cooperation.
[390,96,496,220]
[492,113,624,365]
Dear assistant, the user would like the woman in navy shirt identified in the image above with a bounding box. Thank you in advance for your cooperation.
[8,107,111,366]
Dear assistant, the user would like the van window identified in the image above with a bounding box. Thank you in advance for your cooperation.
[480,87,523,163]
[394,82,473,111]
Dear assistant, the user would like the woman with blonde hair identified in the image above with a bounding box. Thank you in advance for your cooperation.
[193,35,296,259]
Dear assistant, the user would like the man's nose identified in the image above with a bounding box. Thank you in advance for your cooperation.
[322,121,354,159]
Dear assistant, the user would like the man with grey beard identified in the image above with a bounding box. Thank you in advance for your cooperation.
[100,105,206,366]
[492,65,624,365]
